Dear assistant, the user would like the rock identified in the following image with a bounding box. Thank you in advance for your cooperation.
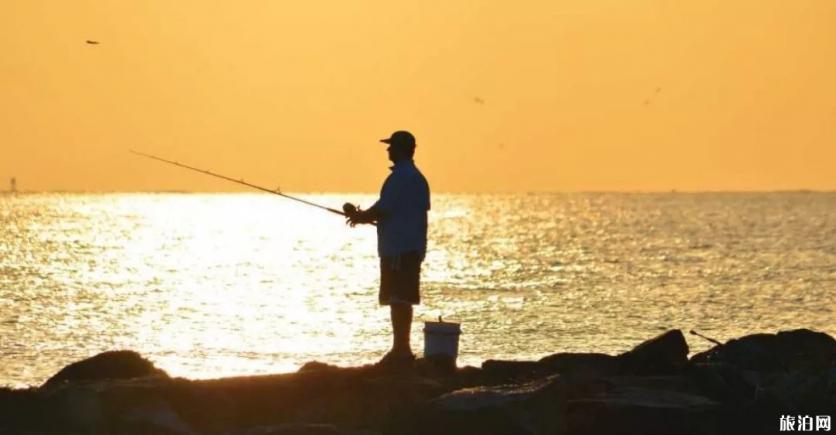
[0,388,39,432]
[760,370,836,413]
[618,330,689,375]
[415,355,457,377]
[539,353,620,378]
[44,350,168,387]
[433,376,560,412]
[690,333,781,371]
[298,361,342,373]
[227,423,341,435]
[43,385,108,435]
[775,329,836,371]
[3,331,830,435]
[690,329,836,372]
[116,397,197,435]
[226,424,377,435]
[398,376,567,435]
[480,360,544,381]
[685,363,758,403]
[566,387,721,435]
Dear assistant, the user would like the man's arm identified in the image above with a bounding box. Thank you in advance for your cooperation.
[345,202,386,226]
[346,174,399,226]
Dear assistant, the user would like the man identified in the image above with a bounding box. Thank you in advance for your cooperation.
[345,130,430,366]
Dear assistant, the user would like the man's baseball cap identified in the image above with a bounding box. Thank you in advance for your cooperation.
[380,130,416,148]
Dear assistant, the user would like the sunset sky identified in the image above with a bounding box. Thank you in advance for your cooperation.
[2,0,834,192]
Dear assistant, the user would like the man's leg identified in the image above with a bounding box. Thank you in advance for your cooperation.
[390,303,413,355]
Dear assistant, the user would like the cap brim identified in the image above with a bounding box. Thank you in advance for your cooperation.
[380,138,392,144]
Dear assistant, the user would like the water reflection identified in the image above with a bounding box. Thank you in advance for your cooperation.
[0,192,834,387]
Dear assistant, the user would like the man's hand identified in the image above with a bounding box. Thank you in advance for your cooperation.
[343,202,361,227]
[343,202,379,227]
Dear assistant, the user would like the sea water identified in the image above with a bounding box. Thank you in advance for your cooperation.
[1,192,834,387]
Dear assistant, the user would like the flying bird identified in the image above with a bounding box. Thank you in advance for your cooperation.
[642,86,662,106]
[85,40,100,45]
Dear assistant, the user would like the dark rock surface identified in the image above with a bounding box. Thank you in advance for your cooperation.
[43,350,168,387]
[618,329,689,375]
[691,328,836,372]
[1,328,833,435]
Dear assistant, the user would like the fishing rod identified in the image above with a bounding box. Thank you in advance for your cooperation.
[130,150,347,217]
[689,329,723,347]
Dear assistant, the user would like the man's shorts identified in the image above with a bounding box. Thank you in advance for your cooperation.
[379,252,422,305]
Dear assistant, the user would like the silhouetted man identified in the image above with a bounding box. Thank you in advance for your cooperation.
[345,130,430,366]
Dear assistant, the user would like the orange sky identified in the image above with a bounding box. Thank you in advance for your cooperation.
[1,0,834,192]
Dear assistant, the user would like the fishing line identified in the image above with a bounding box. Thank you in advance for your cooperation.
[130,150,346,217]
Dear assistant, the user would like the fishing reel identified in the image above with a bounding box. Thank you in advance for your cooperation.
[343,202,362,227]
[342,202,360,216]
[342,202,378,227]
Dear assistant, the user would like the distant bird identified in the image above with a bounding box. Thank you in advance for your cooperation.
[642,86,662,107]
[85,40,100,45]
[473,97,485,105]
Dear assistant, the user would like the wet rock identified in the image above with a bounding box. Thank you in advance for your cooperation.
[566,387,720,435]
[299,361,343,373]
[399,375,567,435]
[775,329,836,370]
[618,330,689,375]
[4,331,833,435]
[759,370,836,414]
[43,385,107,435]
[539,353,620,378]
[415,355,457,377]
[691,333,781,370]
[685,363,757,403]
[480,360,544,381]
[690,329,836,372]
[44,350,168,387]
[116,397,197,435]
[0,388,39,432]
[227,423,341,435]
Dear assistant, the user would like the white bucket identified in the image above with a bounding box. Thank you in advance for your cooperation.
[423,319,461,360]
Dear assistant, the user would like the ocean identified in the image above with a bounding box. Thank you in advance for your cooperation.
[1,192,834,387]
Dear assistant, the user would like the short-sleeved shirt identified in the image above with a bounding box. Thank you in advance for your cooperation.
[372,160,430,258]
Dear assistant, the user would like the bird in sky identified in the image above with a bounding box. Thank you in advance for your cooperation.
[643,86,662,106]
[85,40,100,45]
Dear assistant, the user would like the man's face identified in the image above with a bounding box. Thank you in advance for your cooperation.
[386,142,411,163]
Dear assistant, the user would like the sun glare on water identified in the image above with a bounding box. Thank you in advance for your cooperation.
[1,192,833,387]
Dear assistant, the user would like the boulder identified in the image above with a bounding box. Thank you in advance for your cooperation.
[298,361,343,373]
[415,355,458,377]
[539,353,620,378]
[618,330,689,375]
[775,329,836,371]
[42,385,108,435]
[690,329,836,372]
[566,387,720,435]
[480,360,544,381]
[396,375,567,435]
[759,370,836,413]
[44,350,168,387]
[115,397,197,435]
[690,333,781,370]
[685,363,757,403]
[227,423,342,435]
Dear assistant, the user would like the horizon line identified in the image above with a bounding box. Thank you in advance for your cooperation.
[2,189,835,195]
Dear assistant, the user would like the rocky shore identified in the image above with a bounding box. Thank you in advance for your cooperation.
[1,329,834,435]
